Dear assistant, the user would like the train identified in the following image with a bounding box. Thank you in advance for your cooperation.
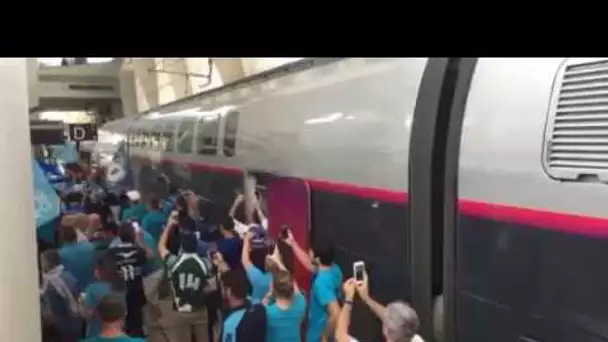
[95,58,608,342]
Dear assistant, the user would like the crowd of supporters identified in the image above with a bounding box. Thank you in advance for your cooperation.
[38,164,422,342]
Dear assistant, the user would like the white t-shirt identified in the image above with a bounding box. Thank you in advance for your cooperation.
[233,217,269,238]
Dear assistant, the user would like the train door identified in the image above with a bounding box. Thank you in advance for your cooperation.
[409,58,478,342]
[266,176,312,294]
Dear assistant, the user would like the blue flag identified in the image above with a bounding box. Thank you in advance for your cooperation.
[32,158,61,229]
[106,140,133,195]
[50,141,78,164]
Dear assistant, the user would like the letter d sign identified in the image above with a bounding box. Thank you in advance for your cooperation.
[72,126,87,141]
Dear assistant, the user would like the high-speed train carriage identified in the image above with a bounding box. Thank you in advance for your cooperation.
[99,58,608,342]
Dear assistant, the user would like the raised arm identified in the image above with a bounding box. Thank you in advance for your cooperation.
[285,228,316,273]
[253,195,268,230]
[241,230,253,268]
[158,212,178,260]
[268,245,300,293]
[336,278,356,342]
[228,194,245,219]
[356,273,386,320]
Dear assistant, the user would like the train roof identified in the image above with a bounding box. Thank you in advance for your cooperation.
[137,58,342,117]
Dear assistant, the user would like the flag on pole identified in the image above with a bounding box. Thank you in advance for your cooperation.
[105,140,134,195]
[32,158,61,229]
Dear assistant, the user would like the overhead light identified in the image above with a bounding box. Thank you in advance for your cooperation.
[305,112,344,125]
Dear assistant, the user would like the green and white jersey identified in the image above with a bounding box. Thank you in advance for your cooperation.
[165,252,216,313]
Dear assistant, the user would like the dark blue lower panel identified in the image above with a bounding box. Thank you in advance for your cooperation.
[457,215,608,342]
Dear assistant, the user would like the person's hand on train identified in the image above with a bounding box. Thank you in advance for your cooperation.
[343,278,357,302]
[284,227,295,247]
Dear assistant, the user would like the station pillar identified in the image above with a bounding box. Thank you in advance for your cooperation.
[0,58,41,341]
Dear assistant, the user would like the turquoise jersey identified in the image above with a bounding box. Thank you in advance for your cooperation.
[83,282,112,338]
[121,203,147,224]
[141,210,167,242]
[59,241,95,291]
[265,292,306,342]
[141,230,163,276]
[306,264,343,342]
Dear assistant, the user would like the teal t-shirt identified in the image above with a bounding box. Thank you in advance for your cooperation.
[306,264,343,342]
[141,210,167,242]
[81,335,146,342]
[141,230,163,276]
[121,203,147,224]
[265,292,307,342]
[83,282,112,338]
[59,241,95,291]
[245,264,272,304]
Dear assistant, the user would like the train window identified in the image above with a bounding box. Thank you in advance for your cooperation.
[150,122,164,150]
[127,130,135,147]
[544,58,608,182]
[223,110,239,157]
[163,121,178,153]
[196,114,220,155]
[132,131,139,147]
[176,118,196,154]
[138,130,146,148]
[142,130,150,149]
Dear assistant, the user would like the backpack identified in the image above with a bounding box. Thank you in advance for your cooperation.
[221,303,267,342]
[167,253,215,312]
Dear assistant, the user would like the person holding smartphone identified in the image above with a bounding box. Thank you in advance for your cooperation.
[284,228,343,342]
[260,247,307,342]
[336,273,423,342]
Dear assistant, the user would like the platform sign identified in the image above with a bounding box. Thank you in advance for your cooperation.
[68,124,97,142]
[32,158,61,229]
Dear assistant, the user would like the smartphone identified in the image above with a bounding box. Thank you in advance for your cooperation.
[280,225,290,240]
[353,261,365,283]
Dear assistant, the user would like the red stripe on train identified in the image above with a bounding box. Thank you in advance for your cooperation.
[162,158,608,238]
[460,199,608,238]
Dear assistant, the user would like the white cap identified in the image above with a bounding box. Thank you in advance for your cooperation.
[126,190,141,202]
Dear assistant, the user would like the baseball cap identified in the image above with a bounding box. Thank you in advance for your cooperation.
[126,190,141,202]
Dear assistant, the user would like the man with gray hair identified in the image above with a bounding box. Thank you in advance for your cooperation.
[336,277,423,342]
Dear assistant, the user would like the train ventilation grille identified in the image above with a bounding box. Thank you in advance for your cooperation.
[545,58,608,182]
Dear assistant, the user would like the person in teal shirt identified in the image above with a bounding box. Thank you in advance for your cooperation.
[140,228,163,276]
[307,259,343,342]
[81,293,145,342]
[82,256,125,338]
[58,225,95,292]
[141,197,167,242]
[263,270,306,342]
[121,190,147,224]
[284,229,343,342]
[242,231,272,304]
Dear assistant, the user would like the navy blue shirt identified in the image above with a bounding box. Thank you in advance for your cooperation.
[217,236,242,270]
